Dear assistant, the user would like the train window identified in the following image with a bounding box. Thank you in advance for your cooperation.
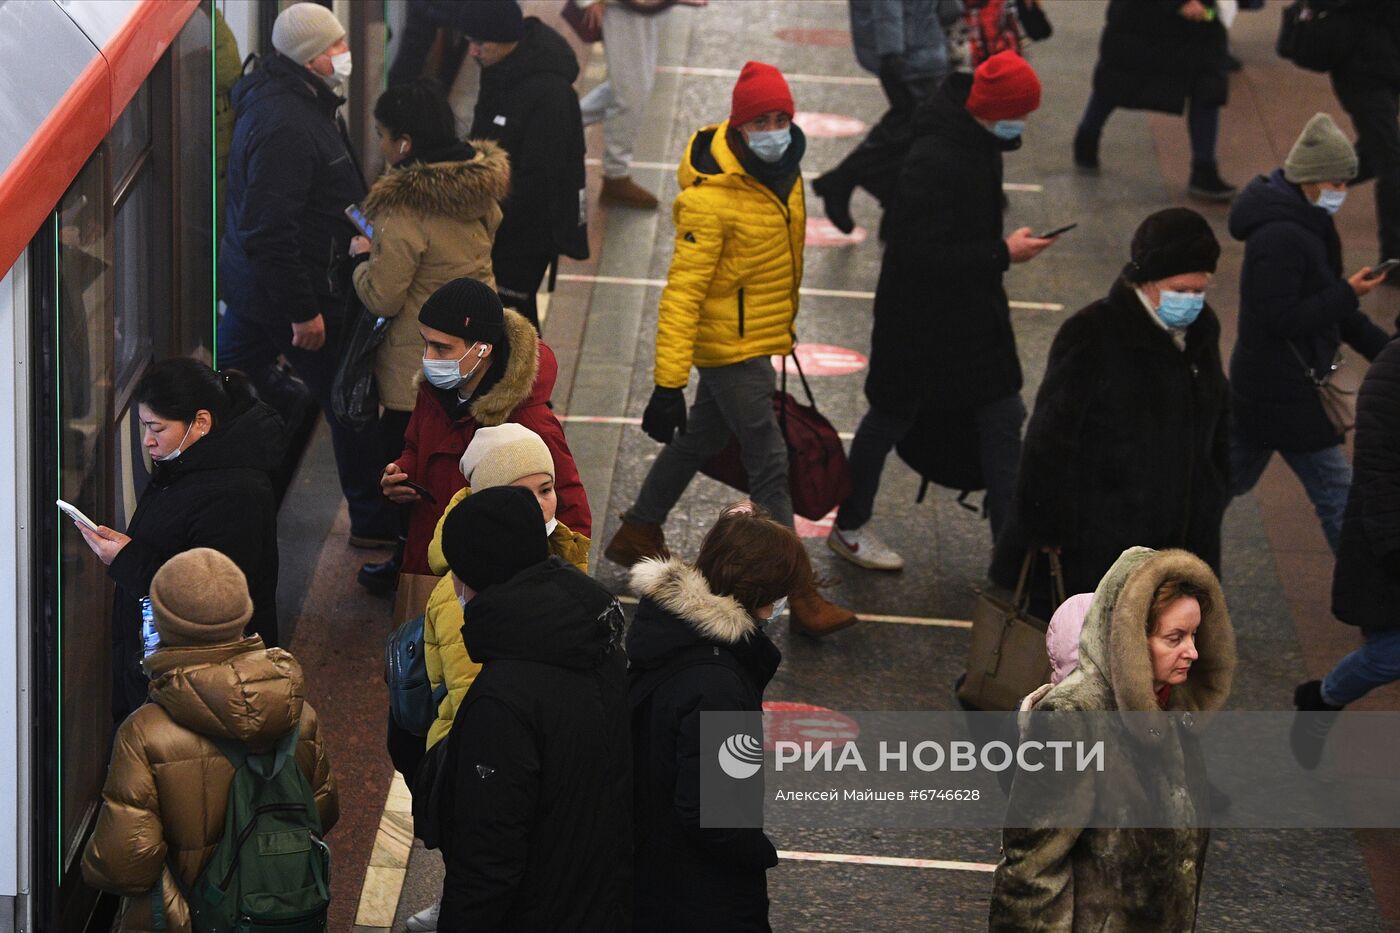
[109,83,151,191]
[176,6,214,360]
[113,168,170,393]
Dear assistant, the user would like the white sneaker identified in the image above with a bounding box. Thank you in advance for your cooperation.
[827,526,904,571]
[406,900,441,932]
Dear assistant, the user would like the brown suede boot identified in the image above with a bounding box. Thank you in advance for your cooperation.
[789,590,859,638]
[603,515,669,567]
[600,175,659,210]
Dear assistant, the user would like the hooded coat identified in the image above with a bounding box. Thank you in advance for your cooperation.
[990,547,1237,933]
[867,73,1021,415]
[1089,0,1229,116]
[627,557,782,932]
[107,403,285,721]
[990,280,1230,606]
[81,637,338,933]
[1227,169,1391,453]
[395,308,590,577]
[354,139,511,412]
[468,17,588,263]
[438,558,631,930]
[1333,336,1400,631]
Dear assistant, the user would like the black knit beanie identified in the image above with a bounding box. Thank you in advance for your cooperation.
[459,0,525,43]
[1125,208,1221,284]
[441,485,549,592]
[418,277,505,343]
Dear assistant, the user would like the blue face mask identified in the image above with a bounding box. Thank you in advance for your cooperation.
[991,120,1025,142]
[1156,290,1205,329]
[1314,188,1347,215]
[422,343,484,391]
[746,127,791,164]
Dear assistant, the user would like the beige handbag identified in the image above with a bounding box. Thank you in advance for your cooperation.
[392,572,440,630]
[1291,343,1360,435]
[959,551,1066,712]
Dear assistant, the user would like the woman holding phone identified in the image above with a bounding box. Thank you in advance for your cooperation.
[75,358,285,722]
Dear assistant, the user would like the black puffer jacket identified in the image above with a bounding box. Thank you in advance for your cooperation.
[1333,337,1400,631]
[1228,169,1390,452]
[627,557,781,933]
[868,73,1019,415]
[1090,0,1229,115]
[107,402,285,722]
[439,557,630,931]
[469,17,588,262]
[220,53,366,323]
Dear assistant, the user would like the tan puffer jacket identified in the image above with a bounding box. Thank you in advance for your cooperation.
[81,637,338,933]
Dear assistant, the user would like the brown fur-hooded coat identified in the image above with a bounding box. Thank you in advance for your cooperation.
[990,547,1237,932]
[353,140,510,411]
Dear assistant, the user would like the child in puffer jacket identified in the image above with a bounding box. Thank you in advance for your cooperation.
[1019,592,1096,716]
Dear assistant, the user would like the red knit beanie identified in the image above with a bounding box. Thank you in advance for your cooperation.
[730,61,794,127]
[965,51,1042,121]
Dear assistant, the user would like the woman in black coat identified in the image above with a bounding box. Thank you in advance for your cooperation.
[991,209,1230,612]
[1074,0,1235,201]
[1227,113,1391,554]
[74,359,284,722]
[626,504,812,932]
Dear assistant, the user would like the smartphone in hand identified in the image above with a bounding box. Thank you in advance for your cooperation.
[398,480,437,504]
[1034,223,1077,239]
[1365,258,1400,280]
[56,498,99,532]
[344,203,374,239]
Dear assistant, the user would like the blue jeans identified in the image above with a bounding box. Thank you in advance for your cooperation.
[1322,628,1400,706]
[1229,433,1351,554]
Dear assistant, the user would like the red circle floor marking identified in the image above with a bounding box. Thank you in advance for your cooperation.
[772,343,868,377]
[775,27,851,47]
[794,111,867,139]
[794,508,836,539]
[806,216,867,246]
[763,702,861,751]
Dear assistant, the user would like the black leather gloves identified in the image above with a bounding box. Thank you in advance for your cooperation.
[642,386,688,444]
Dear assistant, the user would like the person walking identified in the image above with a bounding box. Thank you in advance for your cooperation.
[81,548,338,932]
[350,79,511,596]
[219,1,398,547]
[1227,113,1392,554]
[435,487,630,930]
[826,51,1050,573]
[990,209,1230,612]
[73,359,283,723]
[600,61,856,636]
[1073,0,1236,202]
[990,546,1236,931]
[460,0,589,331]
[628,503,807,931]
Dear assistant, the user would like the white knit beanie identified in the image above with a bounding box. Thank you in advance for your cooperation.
[459,424,555,491]
[272,2,346,65]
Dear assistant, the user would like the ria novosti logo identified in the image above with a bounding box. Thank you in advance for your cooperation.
[717,733,764,779]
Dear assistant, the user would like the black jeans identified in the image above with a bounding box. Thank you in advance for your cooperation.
[1332,72,1400,259]
[493,252,552,334]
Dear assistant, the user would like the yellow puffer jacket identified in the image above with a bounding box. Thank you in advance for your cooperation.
[422,487,591,749]
[653,122,805,389]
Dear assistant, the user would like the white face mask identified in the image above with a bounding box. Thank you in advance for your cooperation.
[545,518,559,536]
[155,422,195,462]
[322,50,352,88]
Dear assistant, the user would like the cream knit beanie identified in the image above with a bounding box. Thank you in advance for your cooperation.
[459,424,555,491]
[272,2,346,65]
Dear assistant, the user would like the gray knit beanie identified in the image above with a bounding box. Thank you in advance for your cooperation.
[272,2,346,65]
[1284,113,1358,184]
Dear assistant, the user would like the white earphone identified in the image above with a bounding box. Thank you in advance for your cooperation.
[399,141,408,154]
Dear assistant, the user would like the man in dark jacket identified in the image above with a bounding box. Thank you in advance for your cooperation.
[460,1,589,332]
[218,2,395,545]
[1227,113,1391,553]
[436,486,630,930]
[828,52,1054,573]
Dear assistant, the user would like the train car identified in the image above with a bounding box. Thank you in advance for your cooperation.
[0,2,213,927]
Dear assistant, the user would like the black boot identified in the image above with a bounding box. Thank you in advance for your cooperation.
[358,537,405,598]
[1290,679,1343,770]
[812,169,857,235]
[1072,127,1099,171]
[1188,160,1237,203]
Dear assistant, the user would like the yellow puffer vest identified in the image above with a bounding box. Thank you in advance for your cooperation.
[654,122,805,389]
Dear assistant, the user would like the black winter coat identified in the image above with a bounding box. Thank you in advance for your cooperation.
[439,557,631,931]
[627,558,781,933]
[991,281,1230,602]
[469,18,588,263]
[1330,0,1400,84]
[1228,170,1390,452]
[1091,0,1229,115]
[107,403,285,722]
[868,73,1019,415]
[220,53,366,324]
[1333,337,1400,631]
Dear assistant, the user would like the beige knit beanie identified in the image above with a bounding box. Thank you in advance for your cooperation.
[459,424,554,491]
[272,2,346,65]
[149,548,253,647]
[1284,113,1358,184]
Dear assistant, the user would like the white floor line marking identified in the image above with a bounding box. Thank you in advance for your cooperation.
[615,594,970,629]
[585,157,1042,192]
[778,850,998,872]
[561,415,854,441]
[658,64,880,86]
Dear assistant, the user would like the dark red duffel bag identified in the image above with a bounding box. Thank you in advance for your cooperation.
[700,353,852,520]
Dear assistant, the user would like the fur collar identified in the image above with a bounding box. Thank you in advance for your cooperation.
[364,139,509,222]
[630,557,756,645]
[470,309,541,426]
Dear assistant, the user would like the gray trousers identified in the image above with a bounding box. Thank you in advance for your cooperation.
[628,358,793,528]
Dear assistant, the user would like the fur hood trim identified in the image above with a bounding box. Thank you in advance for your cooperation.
[472,309,541,426]
[364,139,510,223]
[630,557,756,645]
